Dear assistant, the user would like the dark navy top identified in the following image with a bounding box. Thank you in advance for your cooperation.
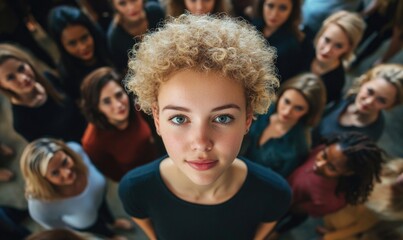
[244,105,309,177]
[312,96,385,146]
[119,155,291,240]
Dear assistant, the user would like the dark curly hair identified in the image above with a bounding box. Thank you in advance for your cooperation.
[325,132,385,205]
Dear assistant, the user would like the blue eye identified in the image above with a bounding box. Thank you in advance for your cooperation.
[214,115,233,124]
[170,115,188,125]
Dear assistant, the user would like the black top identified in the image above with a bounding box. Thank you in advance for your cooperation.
[119,155,291,240]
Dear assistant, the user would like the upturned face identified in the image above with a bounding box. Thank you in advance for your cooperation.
[112,0,144,22]
[0,58,36,96]
[153,69,252,186]
[313,144,353,179]
[316,24,350,64]
[263,0,292,31]
[98,80,130,128]
[276,89,309,125]
[184,0,216,15]
[44,151,77,186]
[354,77,397,114]
[61,24,95,62]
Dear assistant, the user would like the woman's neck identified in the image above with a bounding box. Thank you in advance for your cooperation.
[312,58,340,75]
[11,83,47,107]
[263,25,279,38]
[342,103,380,126]
[160,158,246,205]
[119,11,148,37]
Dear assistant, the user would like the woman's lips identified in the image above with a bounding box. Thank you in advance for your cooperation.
[186,160,218,171]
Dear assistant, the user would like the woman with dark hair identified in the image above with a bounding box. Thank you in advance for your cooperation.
[80,67,159,181]
[47,5,113,101]
[252,0,305,81]
[0,43,86,142]
[107,0,165,74]
[243,73,326,177]
[270,132,385,238]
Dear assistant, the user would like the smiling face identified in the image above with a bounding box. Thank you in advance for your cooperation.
[153,69,252,186]
[44,151,77,186]
[263,0,292,31]
[355,77,397,114]
[276,89,309,124]
[184,0,216,15]
[98,80,130,128]
[313,144,353,179]
[316,24,351,64]
[0,58,36,96]
[112,0,144,22]
[61,24,95,62]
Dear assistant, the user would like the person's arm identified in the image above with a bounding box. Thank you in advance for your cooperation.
[254,221,277,240]
[132,217,157,240]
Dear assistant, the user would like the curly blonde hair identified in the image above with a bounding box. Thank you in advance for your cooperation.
[314,10,366,64]
[347,64,403,107]
[166,0,233,17]
[125,14,278,115]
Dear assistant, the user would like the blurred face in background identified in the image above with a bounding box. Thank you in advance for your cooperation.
[112,0,144,22]
[316,24,350,65]
[276,89,309,125]
[184,0,216,15]
[98,80,130,128]
[61,24,95,62]
[263,0,292,30]
[0,58,36,96]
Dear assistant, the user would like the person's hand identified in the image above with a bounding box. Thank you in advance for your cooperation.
[0,168,14,182]
[0,142,14,157]
[315,225,330,235]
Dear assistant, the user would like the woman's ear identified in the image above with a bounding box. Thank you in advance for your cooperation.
[152,103,160,136]
[245,109,253,134]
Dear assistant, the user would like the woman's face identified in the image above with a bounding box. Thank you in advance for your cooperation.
[44,151,77,186]
[60,25,95,62]
[316,24,350,64]
[0,58,36,96]
[98,80,130,127]
[276,89,309,125]
[153,69,252,186]
[313,144,352,179]
[112,0,144,22]
[263,0,292,30]
[184,0,216,15]
[355,77,397,114]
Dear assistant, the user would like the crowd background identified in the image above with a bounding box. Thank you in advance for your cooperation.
[1,0,402,239]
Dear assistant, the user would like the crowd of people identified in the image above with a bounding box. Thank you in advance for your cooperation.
[1,0,403,239]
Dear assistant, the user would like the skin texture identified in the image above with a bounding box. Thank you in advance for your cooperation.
[354,77,397,114]
[184,0,216,15]
[153,69,252,187]
[263,0,292,32]
[316,24,350,65]
[313,144,353,178]
[0,58,35,96]
[61,25,95,62]
[112,0,144,22]
[98,81,130,129]
[276,89,308,125]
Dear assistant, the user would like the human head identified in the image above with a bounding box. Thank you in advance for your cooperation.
[47,6,104,63]
[20,138,88,200]
[110,0,144,23]
[314,10,365,63]
[319,132,384,205]
[26,229,86,240]
[0,44,63,103]
[348,64,403,110]
[126,14,278,116]
[81,67,134,129]
[255,0,302,39]
[166,0,233,17]
[276,73,326,127]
